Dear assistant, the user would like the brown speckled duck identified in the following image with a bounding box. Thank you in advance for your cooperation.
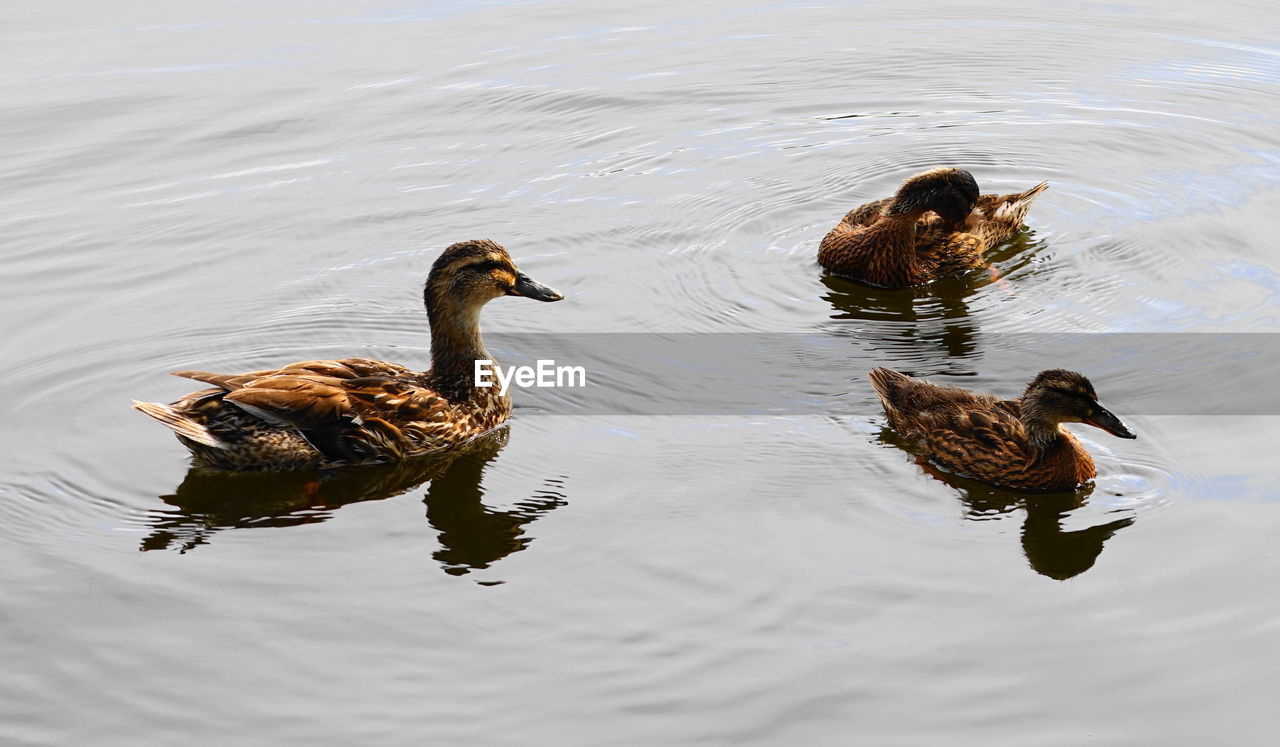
[133,239,563,471]
[869,368,1136,491]
[819,167,1047,288]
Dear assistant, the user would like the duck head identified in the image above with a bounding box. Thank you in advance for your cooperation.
[424,239,563,315]
[422,239,563,386]
[886,167,980,225]
[1020,369,1136,440]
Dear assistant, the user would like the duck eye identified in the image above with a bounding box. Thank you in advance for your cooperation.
[473,259,505,273]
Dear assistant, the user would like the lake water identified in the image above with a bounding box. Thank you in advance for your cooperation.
[4,1,1280,744]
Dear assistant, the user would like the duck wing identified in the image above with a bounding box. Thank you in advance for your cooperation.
[160,359,451,463]
[911,403,1037,482]
[221,374,363,430]
[913,225,987,275]
[869,367,993,418]
[220,371,458,461]
[870,368,1037,475]
[842,197,892,227]
[172,357,415,391]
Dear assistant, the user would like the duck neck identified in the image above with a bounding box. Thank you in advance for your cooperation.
[426,296,492,400]
[879,204,927,236]
[870,207,927,278]
[1024,419,1065,455]
[1019,394,1063,452]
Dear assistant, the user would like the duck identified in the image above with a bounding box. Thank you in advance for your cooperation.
[132,239,563,471]
[819,167,1048,288]
[868,367,1136,491]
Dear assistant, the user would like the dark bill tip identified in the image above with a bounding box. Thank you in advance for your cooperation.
[511,272,564,302]
[1083,406,1137,440]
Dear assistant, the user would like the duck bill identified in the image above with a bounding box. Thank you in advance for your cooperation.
[1083,406,1136,439]
[510,272,563,302]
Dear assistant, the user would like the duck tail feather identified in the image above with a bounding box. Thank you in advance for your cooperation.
[131,400,228,449]
[868,367,910,411]
[993,181,1048,223]
[171,369,242,390]
[1020,181,1049,200]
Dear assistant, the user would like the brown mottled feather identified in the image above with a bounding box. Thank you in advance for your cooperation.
[138,359,510,471]
[820,170,1046,288]
[869,368,1101,491]
[842,198,892,227]
[967,181,1049,246]
[819,215,988,288]
[843,182,1048,242]
[133,239,562,471]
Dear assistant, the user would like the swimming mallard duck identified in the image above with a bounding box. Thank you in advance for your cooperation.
[133,239,563,471]
[869,368,1136,491]
[819,167,1047,287]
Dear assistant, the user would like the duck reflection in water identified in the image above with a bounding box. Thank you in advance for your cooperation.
[141,428,568,576]
[819,230,1046,374]
[878,428,1134,579]
[821,273,981,369]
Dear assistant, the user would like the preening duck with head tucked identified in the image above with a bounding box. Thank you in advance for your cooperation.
[869,367,1136,491]
[819,167,1047,288]
[133,239,563,471]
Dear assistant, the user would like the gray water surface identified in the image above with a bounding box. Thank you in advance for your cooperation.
[4,1,1280,744]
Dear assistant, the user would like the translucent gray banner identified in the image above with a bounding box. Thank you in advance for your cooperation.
[482,333,1271,416]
